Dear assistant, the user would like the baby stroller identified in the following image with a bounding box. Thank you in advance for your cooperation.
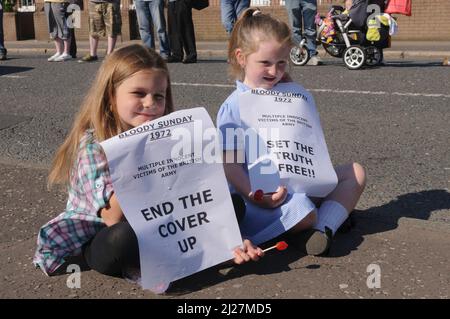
[290,0,392,70]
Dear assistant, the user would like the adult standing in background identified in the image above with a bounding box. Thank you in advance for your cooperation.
[167,0,197,63]
[0,1,7,61]
[285,0,322,65]
[220,0,250,35]
[79,0,121,62]
[135,0,171,60]
[67,0,81,59]
[44,0,72,62]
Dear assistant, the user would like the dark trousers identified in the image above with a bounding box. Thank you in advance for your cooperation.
[69,28,77,58]
[83,222,140,277]
[82,194,246,277]
[66,7,77,58]
[0,9,5,53]
[167,0,197,60]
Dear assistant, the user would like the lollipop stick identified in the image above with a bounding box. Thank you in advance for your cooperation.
[262,244,278,253]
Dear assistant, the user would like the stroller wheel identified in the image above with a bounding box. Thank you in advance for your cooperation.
[343,45,366,70]
[290,45,310,66]
[365,47,384,66]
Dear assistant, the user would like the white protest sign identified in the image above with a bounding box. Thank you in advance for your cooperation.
[239,83,338,197]
[101,107,242,293]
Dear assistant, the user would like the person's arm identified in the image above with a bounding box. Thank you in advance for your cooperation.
[223,150,252,197]
[223,151,288,208]
[100,192,125,226]
[233,239,264,264]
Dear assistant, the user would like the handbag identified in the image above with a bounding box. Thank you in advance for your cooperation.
[192,0,209,11]
[385,0,412,16]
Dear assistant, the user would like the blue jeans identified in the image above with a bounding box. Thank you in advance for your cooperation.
[135,0,170,58]
[220,0,250,34]
[0,9,6,53]
[285,0,317,55]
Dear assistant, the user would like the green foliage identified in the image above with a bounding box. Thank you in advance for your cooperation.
[1,0,16,12]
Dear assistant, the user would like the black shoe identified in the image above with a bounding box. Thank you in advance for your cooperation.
[78,54,98,63]
[182,58,197,64]
[289,227,332,256]
[165,56,182,63]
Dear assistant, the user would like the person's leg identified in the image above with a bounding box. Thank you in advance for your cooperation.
[87,2,102,58]
[105,2,121,54]
[106,36,116,55]
[83,222,140,277]
[220,0,236,34]
[300,0,318,55]
[45,2,61,61]
[325,163,366,214]
[56,2,71,57]
[287,163,365,256]
[286,209,333,256]
[150,0,170,59]
[315,162,366,235]
[135,0,155,49]
[167,0,183,61]
[63,39,71,55]
[89,35,99,56]
[179,0,196,62]
[234,0,250,21]
[285,0,303,46]
[69,27,77,58]
[54,37,64,55]
[66,4,77,58]
[288,210,317,233]
[0,8,6,59]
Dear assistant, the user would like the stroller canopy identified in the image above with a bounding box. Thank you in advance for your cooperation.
[349,0,369,28]
[349,0,386,28]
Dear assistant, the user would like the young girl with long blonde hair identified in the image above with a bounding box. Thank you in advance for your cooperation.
[34,44,175,277]
[34,44,253,278]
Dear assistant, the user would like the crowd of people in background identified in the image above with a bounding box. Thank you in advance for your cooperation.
[0,0,449,66]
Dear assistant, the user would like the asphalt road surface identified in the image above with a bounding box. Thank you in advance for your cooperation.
[0,55,449,299]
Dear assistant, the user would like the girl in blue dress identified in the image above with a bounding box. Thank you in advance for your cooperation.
[217,8,367,262]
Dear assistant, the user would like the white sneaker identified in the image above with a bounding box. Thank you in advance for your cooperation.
[54,53,72,62]
[307,55,323,66]
[47,52,61,62]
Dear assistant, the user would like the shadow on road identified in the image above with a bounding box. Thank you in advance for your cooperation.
[319,60,445,68]
[166,248,304,296]
[34,189,450,295]
[380,61,445,68]
[330,189,450,257]
[167,189,450,295]
[0,65,34,76]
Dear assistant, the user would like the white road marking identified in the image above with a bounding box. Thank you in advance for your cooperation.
[309,88,386,95]
[172,82,450,98]
[392,92,450,98]
[1,75,28,79]
[172,82,234,88]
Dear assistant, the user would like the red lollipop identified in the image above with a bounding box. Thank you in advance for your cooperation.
[263,241,288,253]
[254,189,264,201]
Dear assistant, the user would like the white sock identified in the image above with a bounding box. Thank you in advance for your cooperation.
[315,200,349,236]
